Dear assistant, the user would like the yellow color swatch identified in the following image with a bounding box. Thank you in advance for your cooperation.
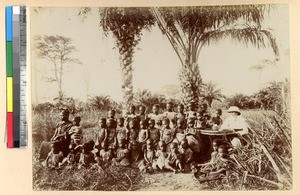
[7,77,13,112]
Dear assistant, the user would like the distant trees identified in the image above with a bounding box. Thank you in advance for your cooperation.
[200,81,225,107]
[34,35,82,102]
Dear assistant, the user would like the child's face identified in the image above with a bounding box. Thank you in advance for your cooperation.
[163,120,170,128]
[178,105,183,113]
[118,119,124,126]
[129,121,135,129]
[166,104,172,111]
[189,104,195,111]
[73,118,81,125]
[188,121,194,127]
[214,111,220,117]
[212,142,218,151]
[152,106,158,114]
[130,106,135,114]
[218,148,226,158]
[156,120,162,126]
[146,144,152,150]
[149,120,155,128]
[108,110,115,118]
[140,121,146,129]
[118,142,124,148]
[196,113,202,120]
[139,106,145,114]
[99,120,105,127]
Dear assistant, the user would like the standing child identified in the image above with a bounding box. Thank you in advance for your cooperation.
[174,119,186,143]
[185,102,197,120]
[106,118,117,150]
[138,119,149,151]
[165,142,182,173]
[42,142,64,169]
[161,118,175,151]
[68,116,83,146]
[116,117,128,146]
[148,119,160,148]
[209,109,223,130]
[127,119,139,148]
[95,118,107,151]
[137,105,147,122]
[162,102,177,127]
[176,104,186,123]
[126,105,138,126]
[148,104,163,129]
[108,109,117,128]
[138,140,155,173]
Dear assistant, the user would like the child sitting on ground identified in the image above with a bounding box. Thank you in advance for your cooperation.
[153,141,168,170]
[112,140,130,167]
[161,118,175,151]
[59,143,81,169]
[138,140,155,173]
[195,145,234,182]
[116,117,128,146]
[138,119,149,151]
[106,118,117,150]
[165,142,182,173]
[128,140,141,166]
[148,119,160,149]
[96,141,112,169]
[68,116,83,146]
[78,141,97,169]
[179,139,194,172]
[42,141,64,169]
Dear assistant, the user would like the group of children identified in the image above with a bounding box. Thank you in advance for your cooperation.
[43,102,233,176]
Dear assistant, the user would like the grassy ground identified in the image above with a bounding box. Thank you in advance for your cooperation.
[32,108,292,191]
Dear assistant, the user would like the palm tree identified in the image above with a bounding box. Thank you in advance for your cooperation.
[79,7,155,110]
[151,5,279,109]
[200,81,225,107]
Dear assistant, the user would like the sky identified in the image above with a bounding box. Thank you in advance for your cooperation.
[30,5,290,104]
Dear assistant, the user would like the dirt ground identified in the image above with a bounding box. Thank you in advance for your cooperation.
[137,172,203,191]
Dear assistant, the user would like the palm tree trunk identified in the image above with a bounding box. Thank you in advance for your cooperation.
[179,60,202,109]
[119,43,134,111]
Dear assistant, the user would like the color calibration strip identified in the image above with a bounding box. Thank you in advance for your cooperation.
[6,6,27,148]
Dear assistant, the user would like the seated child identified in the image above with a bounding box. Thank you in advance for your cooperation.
[138,119,149,151]
[195,139,224,173]
[209,109,223,130]
[59,143,81,169]
[184,118,201,156]
[174,119,186,143]
[128,140,142,165]
[78,141,97,169]
[96,141,112,169]
[196,145,234,182]
[138,140,155,173]
[95,118,107,151]
[161,118,175,151]
[116,117,128,146]
[68,116,83,145]
[42,141,64,169]
[179,139,194,171]
[112,140,130,167]
[153,141,168,170]
[165,142,182,173]
[148,119,160,148]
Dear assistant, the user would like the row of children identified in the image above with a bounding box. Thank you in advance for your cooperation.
[42,102,226,174]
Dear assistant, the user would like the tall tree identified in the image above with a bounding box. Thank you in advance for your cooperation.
[151,5,279,109]
[34,35,82,102]
[79,8,155,110]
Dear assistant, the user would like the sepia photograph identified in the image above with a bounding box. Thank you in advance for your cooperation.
[31,4,291,191]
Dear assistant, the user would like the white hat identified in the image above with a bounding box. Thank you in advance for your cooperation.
[227,106,241,115]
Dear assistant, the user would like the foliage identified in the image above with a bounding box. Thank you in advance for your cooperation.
[152,5,279,109]
[87,95,121,112]
[200,81,226,107]
[133,89,168,112]
[34,35,82,101]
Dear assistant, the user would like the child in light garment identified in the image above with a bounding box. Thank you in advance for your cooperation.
[165,142,182,173]
[153,140,168,170]
[113,140,130,167]
[138,140,155,173]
